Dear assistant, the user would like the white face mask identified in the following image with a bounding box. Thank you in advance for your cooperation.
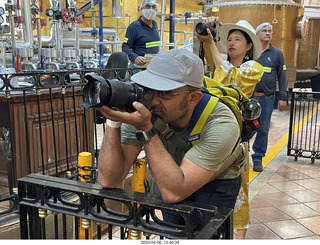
[142,9,156,20]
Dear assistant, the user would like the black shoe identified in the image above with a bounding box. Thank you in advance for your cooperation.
[253,161,263,172]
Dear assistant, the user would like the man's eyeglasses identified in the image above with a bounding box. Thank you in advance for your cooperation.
[155,89,200,100]
[261,29,273,34]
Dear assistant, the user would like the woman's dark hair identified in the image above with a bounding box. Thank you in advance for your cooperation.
[227,29,254,63]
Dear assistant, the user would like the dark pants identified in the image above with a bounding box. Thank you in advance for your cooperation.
[161,175,242,226]
[252,93,275,162]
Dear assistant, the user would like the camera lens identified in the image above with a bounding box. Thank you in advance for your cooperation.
[195,22,209,36]
[82,74,149,112]
[109,79,143,111]
[82,74,111,108]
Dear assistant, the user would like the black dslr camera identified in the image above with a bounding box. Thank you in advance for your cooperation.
[195,22,220,42]
[82,74,154,112]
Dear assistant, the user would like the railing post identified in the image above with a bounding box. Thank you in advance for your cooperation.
[129,159,148,240]
[77,152,93,239]
[19,204,29,239]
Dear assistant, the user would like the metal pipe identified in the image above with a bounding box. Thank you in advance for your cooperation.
[8,4,17,68]
[20,0,34,47]
[159,0,166,51]
[36,18,42,60]
[55,21,61,58]
[95,41,123,45]
[169,0,175,50]
[99,0,104,63]
[303,5,320,8]
[103,26,127,29]
[83,60,98,68]
[317,37,320,69]
[63,39,122,47]
[65,61,80,69]
[91,0,97,55]
[44,61,60,70]
[41,28,119,47]
[63,28,118,37]
[20,61,37,71]
[59,0,63,11]
[41,26,55,46]
[174,17,206,23]
[75,24,80,55]
[162,30,193,41]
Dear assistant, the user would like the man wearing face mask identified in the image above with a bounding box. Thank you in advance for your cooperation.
[122,0,160,70]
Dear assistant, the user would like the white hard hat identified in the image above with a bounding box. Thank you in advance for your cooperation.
[140,0,159,9]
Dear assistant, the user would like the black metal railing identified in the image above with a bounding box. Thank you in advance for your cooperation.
[1,68,233,239]
[18,173,233,239]
[0,68,131,218]
[287,90,320,162]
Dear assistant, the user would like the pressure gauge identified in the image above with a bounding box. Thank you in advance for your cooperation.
[0,7,4,15]
[0,16,3,25]
[46,9,54,17]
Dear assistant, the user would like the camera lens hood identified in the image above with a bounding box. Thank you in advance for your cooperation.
[82,74,111,108]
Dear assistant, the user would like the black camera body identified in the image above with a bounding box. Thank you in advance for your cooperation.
[195,22,220,42]
[82,74,153,112]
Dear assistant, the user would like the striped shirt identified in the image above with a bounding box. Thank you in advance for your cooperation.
[255,44,287,101]
[122,16,160,63]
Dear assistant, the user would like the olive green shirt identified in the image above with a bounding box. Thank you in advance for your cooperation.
[121,102,245,180]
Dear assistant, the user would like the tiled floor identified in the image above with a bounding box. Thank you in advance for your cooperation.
[245,107,320,239]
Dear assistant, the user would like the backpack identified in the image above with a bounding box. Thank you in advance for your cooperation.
[201,76,260,143]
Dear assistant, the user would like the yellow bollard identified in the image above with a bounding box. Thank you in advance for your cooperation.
[128,159,148,240]
[132,159,148,193]
[78,152,93,239]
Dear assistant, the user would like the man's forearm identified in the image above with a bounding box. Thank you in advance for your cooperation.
[98,127,127,188]
[144,135,186,202]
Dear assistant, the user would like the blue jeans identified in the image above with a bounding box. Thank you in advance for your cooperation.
[129,62,141,75]
[161,175,242,227]
[252,93,275,162]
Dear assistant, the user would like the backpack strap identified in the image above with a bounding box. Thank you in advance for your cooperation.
[186,92,219,146]
[152,90,219,150]
[152,117,191,153]
[152,88,242,174]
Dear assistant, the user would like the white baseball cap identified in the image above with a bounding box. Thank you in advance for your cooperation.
[131,49,204,91]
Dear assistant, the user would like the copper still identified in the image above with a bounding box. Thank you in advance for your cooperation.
[208,0,320,87]
[295,5,320,80]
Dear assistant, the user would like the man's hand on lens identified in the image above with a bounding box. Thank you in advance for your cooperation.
[99,101,153,131]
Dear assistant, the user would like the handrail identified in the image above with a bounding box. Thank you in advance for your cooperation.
[18,173,233,239]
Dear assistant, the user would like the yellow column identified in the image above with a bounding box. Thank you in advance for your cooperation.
[132,159,147,193]
[78,152,93,239]
[129,159,148,239]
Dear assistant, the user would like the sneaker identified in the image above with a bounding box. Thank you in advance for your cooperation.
[253,161,263,172]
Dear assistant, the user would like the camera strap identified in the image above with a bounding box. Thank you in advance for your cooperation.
[152,117,191,153]
[199,42,205,65]
[152,106,243,178]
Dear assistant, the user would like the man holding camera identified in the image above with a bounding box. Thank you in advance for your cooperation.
[97,48,245,225]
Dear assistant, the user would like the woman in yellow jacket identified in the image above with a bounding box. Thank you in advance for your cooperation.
[197,17,263,239]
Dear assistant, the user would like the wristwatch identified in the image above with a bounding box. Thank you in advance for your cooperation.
[135,127,158,143]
